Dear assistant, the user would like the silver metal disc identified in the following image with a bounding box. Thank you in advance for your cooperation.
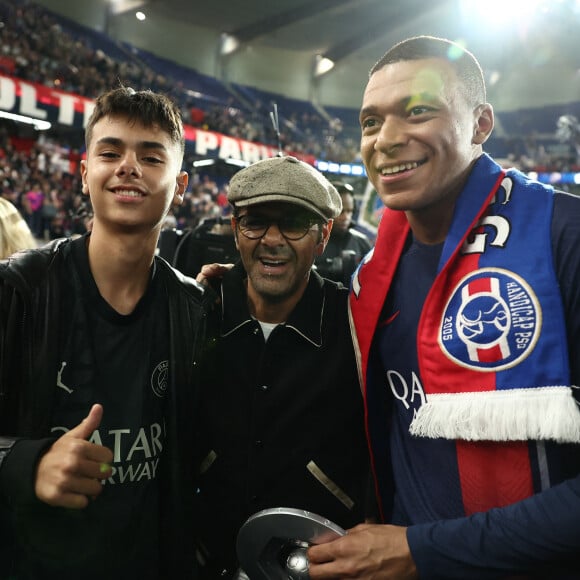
[236,507,345,580]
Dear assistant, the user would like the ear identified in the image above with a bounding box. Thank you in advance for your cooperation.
[473,103,494,145]
[80,159,89,195]
[172,171,189,206]
[315,219,333,257]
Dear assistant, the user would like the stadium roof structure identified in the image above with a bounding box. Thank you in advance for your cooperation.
[114,0,463,71]
[37,0,580,114]
[113,0,580,65]
[102,0,580,108]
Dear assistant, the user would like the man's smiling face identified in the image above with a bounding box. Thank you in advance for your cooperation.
[233,202,330,304]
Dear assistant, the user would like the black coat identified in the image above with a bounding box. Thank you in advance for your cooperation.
[194,262,370,577]
[0,236,218,579]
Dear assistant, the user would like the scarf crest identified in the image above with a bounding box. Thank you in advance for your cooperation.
[350,154,580,443]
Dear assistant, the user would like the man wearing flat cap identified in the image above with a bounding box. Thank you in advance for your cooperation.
[193,156,370,578]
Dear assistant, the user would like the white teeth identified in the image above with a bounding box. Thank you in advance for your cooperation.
[381,161,420,175]
[116,190,143,197]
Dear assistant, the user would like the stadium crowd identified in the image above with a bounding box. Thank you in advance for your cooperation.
[0,0,364,239]
[0,0,578,243]
[0,0,359,161]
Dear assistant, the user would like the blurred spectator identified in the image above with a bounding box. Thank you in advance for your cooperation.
[0,197,37,258]
[199,174,218,197]
[314,182,372,286]
[22,182,44,238]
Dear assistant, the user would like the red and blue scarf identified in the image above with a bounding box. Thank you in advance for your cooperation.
[349,154,580,514]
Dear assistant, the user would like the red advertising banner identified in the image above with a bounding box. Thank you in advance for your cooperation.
[0,74,316,165]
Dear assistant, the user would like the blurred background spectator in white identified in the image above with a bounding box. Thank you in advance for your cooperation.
[0,197,38,259]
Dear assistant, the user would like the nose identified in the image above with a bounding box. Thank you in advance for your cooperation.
[260,222,286,245]
[115,152,142,177]
[375,117,405,156]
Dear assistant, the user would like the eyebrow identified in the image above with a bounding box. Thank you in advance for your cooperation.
[95,136,168,152]
[359,92,439,120]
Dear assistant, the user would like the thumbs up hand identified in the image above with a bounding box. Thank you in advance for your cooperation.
[35,404,114,509]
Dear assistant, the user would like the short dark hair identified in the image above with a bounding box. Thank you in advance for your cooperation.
[370,35,486,106]
[85,86,185,155]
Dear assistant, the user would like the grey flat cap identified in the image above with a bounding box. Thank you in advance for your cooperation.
[227,156,342,220]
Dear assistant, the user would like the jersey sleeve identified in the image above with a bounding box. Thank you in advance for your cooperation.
[0,438,56,507]
[407,474,580,578]
[551,191,580,391]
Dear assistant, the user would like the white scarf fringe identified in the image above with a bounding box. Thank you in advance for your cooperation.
[409,386,580,443]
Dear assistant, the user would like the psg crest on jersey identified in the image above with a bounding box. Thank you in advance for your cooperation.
[439,268,541,371]
[151,360,169,398]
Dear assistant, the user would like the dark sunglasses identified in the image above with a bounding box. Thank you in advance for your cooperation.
[236,214,324,241]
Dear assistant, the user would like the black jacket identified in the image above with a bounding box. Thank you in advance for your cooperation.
[0,237,218,579]
[194,262,370,577]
